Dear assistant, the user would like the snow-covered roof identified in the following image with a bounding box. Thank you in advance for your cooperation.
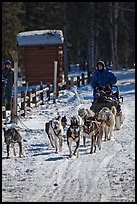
[17,30,64,46]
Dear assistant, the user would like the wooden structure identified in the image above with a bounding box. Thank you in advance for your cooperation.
[2,72,92,124]
[17,30,64,85]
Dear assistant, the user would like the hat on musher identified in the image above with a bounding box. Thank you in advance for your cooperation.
[97,61,105,68]
[4,60,12,65]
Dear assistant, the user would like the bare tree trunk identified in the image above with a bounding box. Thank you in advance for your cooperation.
[63,2,68,82]
[91,19,94,70]
[110,2,115,70]
[87,3,95,72]
[93,17,97,69]
[87,35,92,71]
[109,2,118,70]
[114,2,118,70]
[87,25,94,72]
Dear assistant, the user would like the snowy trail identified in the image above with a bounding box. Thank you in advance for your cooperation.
[3,129,133,202]
[2,69,135,202]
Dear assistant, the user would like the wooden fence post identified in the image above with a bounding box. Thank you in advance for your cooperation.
[10,96,14,122]
[56,83,59,97]
[40,82,44,105]
[47,86,50,101]
[21,91,25,116]
[87,71,92,84]
[32,88,37,106]
[70,76,74,87]
[53,61,58,103]
[63,82,67,90]
[26,91,31,107]
[77,76,80,87]
[81,73,85,85]
[65,80,70,89]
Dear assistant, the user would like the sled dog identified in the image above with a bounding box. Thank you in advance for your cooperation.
[98,106,117,140]
[78,108,95,121]
[3,127,23,159]
[78,108,96,146]
[82,117,103,153]
[45,116,64,153]
[88,120,103,154]
[67,116,81,158]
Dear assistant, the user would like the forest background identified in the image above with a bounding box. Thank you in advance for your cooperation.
[2,2,135,72]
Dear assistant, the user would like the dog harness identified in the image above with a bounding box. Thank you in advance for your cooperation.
[69,126,80,141]
[51,122,62,139]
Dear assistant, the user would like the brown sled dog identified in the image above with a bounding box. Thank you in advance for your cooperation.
[3,127,23,159]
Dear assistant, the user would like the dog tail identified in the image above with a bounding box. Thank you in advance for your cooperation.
[111,106,117,116]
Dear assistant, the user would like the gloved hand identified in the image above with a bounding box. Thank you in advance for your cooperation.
[103,85,112,95]
[93,85,101,92]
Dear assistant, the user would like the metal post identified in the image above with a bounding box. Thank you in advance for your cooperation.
[53,61,58,103]
[40,81,44,105]
[12,51,18,124]
[63,2,68,82]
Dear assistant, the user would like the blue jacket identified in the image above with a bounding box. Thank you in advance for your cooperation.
[2,67,14,88]
[91,68,117,88]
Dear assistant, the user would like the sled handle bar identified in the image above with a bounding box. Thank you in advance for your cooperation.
[112,85,123,103]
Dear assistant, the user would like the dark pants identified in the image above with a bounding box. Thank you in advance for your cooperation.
[2,86,5,101]
[5,87,12,110]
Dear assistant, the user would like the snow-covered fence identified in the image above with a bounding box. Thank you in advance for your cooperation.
[67,72,92,88]
[2,72,92,124]
[16,86,50,117]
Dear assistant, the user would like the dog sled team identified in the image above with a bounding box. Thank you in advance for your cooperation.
[44,105,119,158]
[43,60,124,158]
[2,60,124,159]
[2,105,120,159]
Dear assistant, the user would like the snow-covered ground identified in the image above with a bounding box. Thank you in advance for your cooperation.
[2,69,135,202]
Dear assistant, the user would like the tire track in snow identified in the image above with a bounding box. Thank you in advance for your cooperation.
[47,156,83,202]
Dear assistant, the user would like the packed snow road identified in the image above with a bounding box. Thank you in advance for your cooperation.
[2,69,135,202]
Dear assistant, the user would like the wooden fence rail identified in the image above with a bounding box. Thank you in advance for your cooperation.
[2,72,92,124]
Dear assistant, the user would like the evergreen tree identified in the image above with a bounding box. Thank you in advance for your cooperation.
[2,2,25,60]
[2,2,135,70]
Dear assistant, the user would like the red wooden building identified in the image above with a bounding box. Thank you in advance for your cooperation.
[17,30,64,85]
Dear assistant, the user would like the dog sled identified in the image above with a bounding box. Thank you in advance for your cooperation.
[90,85,124,130]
